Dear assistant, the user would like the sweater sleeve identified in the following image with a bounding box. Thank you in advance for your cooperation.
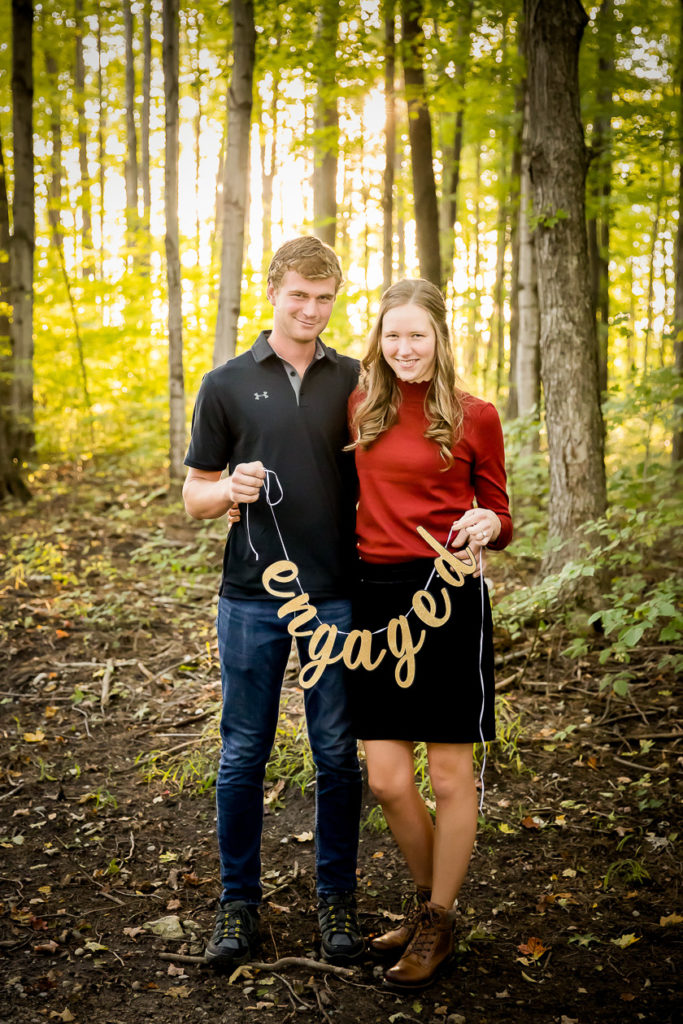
[470,402,513,550]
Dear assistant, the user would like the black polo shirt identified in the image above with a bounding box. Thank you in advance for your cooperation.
[185,331,360,601]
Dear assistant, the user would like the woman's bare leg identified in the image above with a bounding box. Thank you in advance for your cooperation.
[427,742,478,908]
[364,739,434,889]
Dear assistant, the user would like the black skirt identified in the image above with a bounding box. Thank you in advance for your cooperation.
[346,558,496,743]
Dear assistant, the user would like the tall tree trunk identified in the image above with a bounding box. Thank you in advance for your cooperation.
[123,0,139,260]
[97,12,106,280]
[586,0,614,395]
[74,0,92,275]
[382,0,396,293]
[11,0,35,460]
[438,0,473,286]
[0,133,30,501]
[525,0,606,571]
[396,134,406,279]
[506,60,525,420]
[643,159,664,376]
[466,145,481,376]
[141,0,152,262]
[313,0,340,247]
[45,52,63,250]
[674,0,683,470]
[401,0,441,288]
[516,87,540,419]
[260,72,279,263]
[213,0,255,366]
[163,0,185,481]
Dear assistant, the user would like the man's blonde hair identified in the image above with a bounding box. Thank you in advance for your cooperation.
[267,236,343,293]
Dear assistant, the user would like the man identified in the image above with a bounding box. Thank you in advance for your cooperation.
[183,237,363,970]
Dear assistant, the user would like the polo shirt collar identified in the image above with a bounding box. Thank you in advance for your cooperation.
[251,330,338,364]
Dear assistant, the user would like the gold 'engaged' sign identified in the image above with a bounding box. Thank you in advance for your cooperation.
[261,526,479,690]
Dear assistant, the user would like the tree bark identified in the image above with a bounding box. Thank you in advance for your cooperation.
[213,0,255,366]
[74,0,92,274]
[313,0,340,247]
[11,0,35,460]
[162,0,185,482]
[141,0,152,257]
[401,0,441,288]
[382,0,396,293]
[673,0,683,470]
[506,58,525,420]
[97,12,106,280]
[123,0,139,260]
[516,87,540,419]
[45,52,63,250]
[438,0,473,286]
[260,73,279,263]
[525,0,606,569]
[586,0,614,396]
[0,133,30,501]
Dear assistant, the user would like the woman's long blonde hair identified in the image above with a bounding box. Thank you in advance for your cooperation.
[350,279,464,467]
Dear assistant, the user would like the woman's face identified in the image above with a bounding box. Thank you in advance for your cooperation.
[380,303,437,383]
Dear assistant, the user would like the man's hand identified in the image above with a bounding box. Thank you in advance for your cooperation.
[229,461,266,504]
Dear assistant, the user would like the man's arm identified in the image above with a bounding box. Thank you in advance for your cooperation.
[183,463,266,520]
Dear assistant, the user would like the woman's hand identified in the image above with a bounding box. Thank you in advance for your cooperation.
[450,508,501,576]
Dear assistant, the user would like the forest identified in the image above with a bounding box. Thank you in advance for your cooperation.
[0,1,681,1023]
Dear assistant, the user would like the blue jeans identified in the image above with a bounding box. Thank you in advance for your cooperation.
[215,596,362,905]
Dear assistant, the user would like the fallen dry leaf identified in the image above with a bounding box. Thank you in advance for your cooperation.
[23,730,45,743]
[659,913,682,927]
[164,985,191,998]
[517,936,547,959]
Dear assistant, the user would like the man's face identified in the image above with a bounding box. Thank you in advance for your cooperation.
[267,270,338,344]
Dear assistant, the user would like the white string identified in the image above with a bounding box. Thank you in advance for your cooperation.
[241,467,489,810]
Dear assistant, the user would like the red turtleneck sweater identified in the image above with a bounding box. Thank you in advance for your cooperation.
[350,380,512,563]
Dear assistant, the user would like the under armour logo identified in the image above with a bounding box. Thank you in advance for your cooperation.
[254,391,269,400]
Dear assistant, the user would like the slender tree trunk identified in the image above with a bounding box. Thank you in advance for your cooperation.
[383,0,396,293]
[141,0,152,265]
[396,134,406,278]
[525,0,606,570]
[438,0,473,286]
[0,133,30,501]
[507,62,525,420]
[261,73,279,263]
[313,0,340,247]
[214,0,255,366]
[45,52,63,250]
[163,0,185,481]
[401,0,441,288]
[74,0,92,275]
[516,88,540,419]
[11,0,35,460]
[643,159,664,376]
[674,0,683,469]
[466,145,481,375]
[123,0,139,260]
[586,0,614,396]
[97,13,106,280]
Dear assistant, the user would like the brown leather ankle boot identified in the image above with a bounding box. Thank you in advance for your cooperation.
[370,885,430,958]
[383,901,454,990]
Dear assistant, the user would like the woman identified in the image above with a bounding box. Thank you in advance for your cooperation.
[347,279,512,990]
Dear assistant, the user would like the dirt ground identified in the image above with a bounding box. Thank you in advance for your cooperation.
[0,466,681,1024]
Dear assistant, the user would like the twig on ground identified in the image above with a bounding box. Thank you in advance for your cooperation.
[158,951,354,978]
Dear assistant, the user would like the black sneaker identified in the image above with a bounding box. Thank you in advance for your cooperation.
[204,900,259,970]
[318,892,364,965]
